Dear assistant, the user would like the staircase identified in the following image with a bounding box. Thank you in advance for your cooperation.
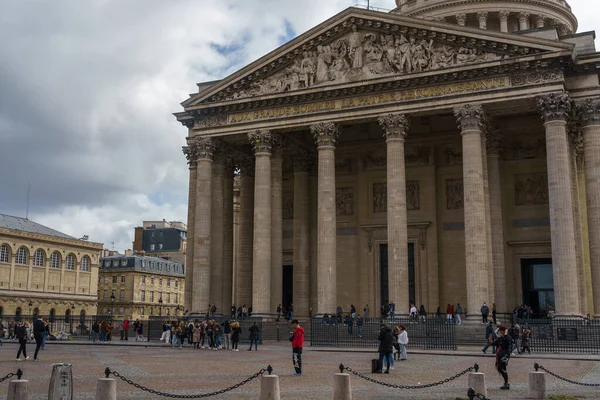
[456,322,492,346]
[260,319,312,342]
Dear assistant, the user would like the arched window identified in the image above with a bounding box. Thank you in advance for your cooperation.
[16,247,28,265]
[49,308,56,322]
[66,254,75,270]
[50,251,61,269]
[81,256,90,272]
[79,310,86,326]
[15,307,22,321]
[0,244,10,263]
[65,308,71,323]
[33,249,45,267]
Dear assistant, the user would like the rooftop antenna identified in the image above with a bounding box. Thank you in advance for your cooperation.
[25,182,30,219]
[367,0,370,10]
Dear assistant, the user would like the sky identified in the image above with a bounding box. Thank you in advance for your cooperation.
[0,0,598,252]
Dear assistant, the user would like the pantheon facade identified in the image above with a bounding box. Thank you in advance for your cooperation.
[175,0,600,319]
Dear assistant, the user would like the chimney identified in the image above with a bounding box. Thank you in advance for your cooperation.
[133,226,144,252]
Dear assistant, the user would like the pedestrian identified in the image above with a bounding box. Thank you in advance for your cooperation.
[187,320,195,345]
[223,319,231,350]
[32,315,45,361]
[482,321,496,354]
[409,304,418,320]
[288,303,294,322]
[42,318,50,349]
[481,302,490,324]
[15,321,29,361]
[363,304,370,320]
[389,301,396,320]
[248,321,259,351]
[193,321,201,349]
[200,321,207,348]
[123,319,130,341]
[509,324,520,355]
[446,304,453,322]
[455,303,463,325]
[491,325,512,390]
[435,306,441,319]
[492,303,497,325]
[207,320,215,349]
[377,323,394,374]
[418,305,427,322]
[119,320,125,340]
[398,325,408,360]
[231,321,241,351]
[277,304,282,322]
[521,328,531,354]
[92,321,100,342]
[136,320,145,341]
[345,313,353,335]
[290,319,304,376]
[350,304,356,319]
[210,304,217,319]
[356,314,364,338]
[100,320,107,342]
[214,323,222,350]
[0,322,4,345]
[242,304,248,319]
[231,304,237,319]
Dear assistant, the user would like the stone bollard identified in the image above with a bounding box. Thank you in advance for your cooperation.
[467,372,487,398]
[95,378,117,400]
[333,373,352,400]
[529,371,547,399]
[260,375,280,400]
[7,380,29,400]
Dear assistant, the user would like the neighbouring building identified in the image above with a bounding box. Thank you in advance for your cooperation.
[175,0,600,319]
[98,254,185,319]
[0,213,102,320]
[132,220,187,266]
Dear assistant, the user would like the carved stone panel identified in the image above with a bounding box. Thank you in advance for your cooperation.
[515,173,549,206]
[405,146,433,166]
[443,146,463,166]
[363,153,386,171]
[283,197,294,220]
[336,187,354,216]
[406,181,420,211]
[372,181,420,213]
[336,157,355,174]
[504,137,546,160]
[446,179,464,210]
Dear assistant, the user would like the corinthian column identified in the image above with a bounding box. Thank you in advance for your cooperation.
[538,93,580,317]
[311,122,340,316]
[455,13,467,26]
[210,141,225,315]
[454,104,491,319]
[379,113,410,314]
[222,158,235,314]
[191,137,214,313]
[249,130,273,316]
[578,99,600,317]
[477,12,488,30]
[235,159,254,309]
[293,152,312,318]
[270,135,284,315]
[182,144,198,311]
[499,11,510,33]
[486,131,507,313]
[518,12,530,31]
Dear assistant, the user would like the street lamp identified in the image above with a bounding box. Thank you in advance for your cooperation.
[110,292,116,317]
[28,301,33,317]
[158,297,163,317]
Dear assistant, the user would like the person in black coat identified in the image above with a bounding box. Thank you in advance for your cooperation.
[248,322,260,351]
[377,324,394,374]
[492,325,512,390]
[15,322,28,361]
[32,316,45,361]
[231,321,241,351]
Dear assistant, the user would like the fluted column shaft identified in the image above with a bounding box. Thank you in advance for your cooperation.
[481,133,495,305]
[249,130,273,316]
[579,100,600,317]
[518,12,530,31]
[270,137,283,315]
[222,162,235,313]
[210,148,225,315]
[293,154,311,318]
[312,122,340,315]
[539,93,580,317]
[379,114,410,313]
[309,170,318,313]
[182,149,197,312]
[236,164,254,308]
[499,11,510,33]
[191,138,214,313]
[454,105,491,318]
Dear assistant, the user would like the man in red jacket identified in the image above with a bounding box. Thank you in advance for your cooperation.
[290,319,304,376]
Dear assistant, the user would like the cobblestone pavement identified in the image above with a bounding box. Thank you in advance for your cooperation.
[0,341,598,399]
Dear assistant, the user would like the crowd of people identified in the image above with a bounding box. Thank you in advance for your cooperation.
[0,316,51,361]
[376,323,409,374]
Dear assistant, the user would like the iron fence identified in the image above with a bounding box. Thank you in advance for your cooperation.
[310,317,456,350]
[516,318,600,354]
[146,316,263,344]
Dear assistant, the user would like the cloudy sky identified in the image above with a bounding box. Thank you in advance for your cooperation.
[0,0,597,252]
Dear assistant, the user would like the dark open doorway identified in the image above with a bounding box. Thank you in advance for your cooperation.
[282,265,293,309]
[380,243,415,309]
[521,258,554,314]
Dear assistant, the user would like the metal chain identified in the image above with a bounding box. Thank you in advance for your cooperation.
[109,368,267,398]
[536,364,600,387]
[468,387,491,400]
[0,372,18,384]
[343,365,474,389]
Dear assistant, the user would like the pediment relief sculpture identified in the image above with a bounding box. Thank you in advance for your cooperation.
[221,25,507,101]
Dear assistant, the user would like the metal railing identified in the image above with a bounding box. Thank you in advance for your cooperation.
[517,319,600,354]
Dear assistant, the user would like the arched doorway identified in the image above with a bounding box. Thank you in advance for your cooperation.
[65,308,71,323]
[33,307,39,320]
[49,308,56,323]
[15,307,22,322]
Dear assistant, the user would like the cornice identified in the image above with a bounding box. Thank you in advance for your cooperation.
[0,228,103,251]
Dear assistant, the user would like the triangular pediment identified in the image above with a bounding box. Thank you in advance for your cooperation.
[185,7,573,108]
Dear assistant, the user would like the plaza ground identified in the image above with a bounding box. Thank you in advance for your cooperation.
[0,341,598,399]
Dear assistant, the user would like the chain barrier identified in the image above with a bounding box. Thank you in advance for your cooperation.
[467,387,491,400]
[0,369,23,384]
[534,363,600,387]
[104,365,272,398]
[338,363,477,390]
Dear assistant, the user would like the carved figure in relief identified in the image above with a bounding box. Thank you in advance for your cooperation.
[397,35,413,73]
[348,24,370,68]
[300,51,317,88]
[515,174,549,206]
[316,45,334,83]
[406,181,420,211]
[336,188,354,216]
[373,183,387,213]
[445,147,463,165]
[446,179,464,210]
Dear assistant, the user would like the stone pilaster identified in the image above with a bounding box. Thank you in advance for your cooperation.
[454,104,491,319]
[248,130,273,316]
[538,93,580,317]
[191,137,214,313]
[293,152,312,318]
[578,99,600,317]
[379,113,410,313]
[499,11,510,33]
[235,159,254,309]
[210,141,225,315]
[455,13,467,26]
[222,158,235,314]
[182,144,197,312]
[518,12,530,31]
[481,128,494,306]
[311,122,340,315]
[308,167,318,314]
[477,11,488,29]
[270,134,284,315]
[486,131,507,312]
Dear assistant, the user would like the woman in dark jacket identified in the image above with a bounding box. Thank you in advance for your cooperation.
[15,322,28,360]
[231,321,241,351]
[248,321,260,351]
[377,324,394,374]
[492,325,512,390]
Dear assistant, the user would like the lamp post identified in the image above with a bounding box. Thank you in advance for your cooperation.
[110,292,116,317]
[158,297,163,317]
[70,305,75,334]
[28,301,33,317]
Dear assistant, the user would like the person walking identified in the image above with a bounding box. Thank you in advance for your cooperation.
[455,303,463,325]
[231,321,241,351]
[15,321,29,361]
[377,323,394,374]
[446,304,453,322]
[418,305,427,322]
[482,322,496,354]
[492,303,498,325]
[193,321,201,349]
[481,303,490,324]
[398,325,409,361]
[42,318,50,350]
[290,319,304,376]
[356,314,364,338]
[276,304,282,322]
[231,304,237,319]
[363,304,369,320]
[521,328,531,354]
[32,316,45,361]
[223,319,231,350]
[92,321,100,342]
[248,321,259,351]
[122,319,130,341]
[345,313,353,335]
[389,301,396,320]
[136,320,145,341]
[492,325,512,390]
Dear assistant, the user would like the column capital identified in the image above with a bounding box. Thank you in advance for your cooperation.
[477,11,488,29]
[271,133,284,158]
[454,104,487,132]
[455,13,467,26]
[311,122,340,149]
[248,130,273,155]
[212,138,225,162]
[182,145,198,167]
[533,15,546,28]
[378,113,410,140]
[518,12,530,23]
[576,98,600,127]
[498,10,510,21]
[187,137,215,161]
[538,92,572,123]
[486,130,503,154]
